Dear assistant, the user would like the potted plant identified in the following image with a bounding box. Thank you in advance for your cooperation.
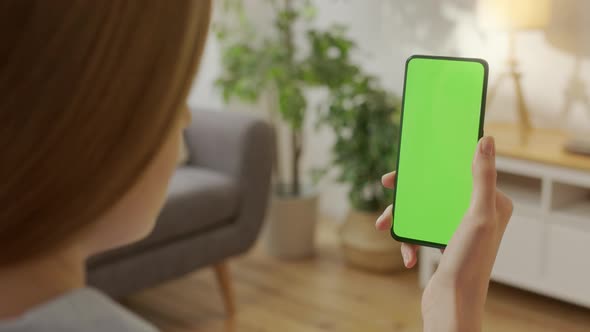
[216,0,404,265]
[323,78,404,272]
[215,0,325,258]
[309,31,404,272]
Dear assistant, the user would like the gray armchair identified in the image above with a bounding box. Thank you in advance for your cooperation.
[87,109,274,313]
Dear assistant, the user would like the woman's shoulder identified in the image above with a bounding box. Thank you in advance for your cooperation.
[0,287,158,332]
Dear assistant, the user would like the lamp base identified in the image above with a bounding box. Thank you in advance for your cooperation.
[487,31,533,146]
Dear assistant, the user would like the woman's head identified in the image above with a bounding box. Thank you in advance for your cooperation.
[0,0,211,264]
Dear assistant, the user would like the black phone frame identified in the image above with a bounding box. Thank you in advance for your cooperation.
[390,54,489,249]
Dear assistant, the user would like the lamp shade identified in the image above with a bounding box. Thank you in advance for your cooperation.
[545,0,590,56]
[477,0,551,30]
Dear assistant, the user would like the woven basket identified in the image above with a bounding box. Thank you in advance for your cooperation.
[340,209,404,273]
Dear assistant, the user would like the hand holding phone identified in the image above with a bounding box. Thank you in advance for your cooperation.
[376,137,513,332]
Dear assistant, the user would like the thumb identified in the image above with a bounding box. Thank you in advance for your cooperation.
[470,136,497,215]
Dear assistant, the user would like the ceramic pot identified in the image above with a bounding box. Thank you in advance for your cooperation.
[264,190,318,259]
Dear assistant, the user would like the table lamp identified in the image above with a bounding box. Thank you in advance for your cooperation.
[544,0,590,156]
[477,0,551,144]
[545,0,590,119]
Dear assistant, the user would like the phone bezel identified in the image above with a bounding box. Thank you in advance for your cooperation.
[390,54,489,249]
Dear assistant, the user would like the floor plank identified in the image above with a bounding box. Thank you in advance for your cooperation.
[124,221,590,332]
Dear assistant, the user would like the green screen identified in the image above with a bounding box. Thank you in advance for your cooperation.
[392,56,487,247]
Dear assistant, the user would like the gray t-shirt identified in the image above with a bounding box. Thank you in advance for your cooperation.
[0,288,158,332]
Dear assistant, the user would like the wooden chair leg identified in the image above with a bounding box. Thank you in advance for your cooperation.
[214,262,235,315]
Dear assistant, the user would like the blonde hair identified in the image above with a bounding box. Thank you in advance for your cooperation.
[0,0,212,264]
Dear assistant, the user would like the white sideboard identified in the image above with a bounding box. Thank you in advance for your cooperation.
[419,123,590,308]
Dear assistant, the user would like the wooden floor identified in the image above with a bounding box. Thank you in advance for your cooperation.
[124,222,590,332]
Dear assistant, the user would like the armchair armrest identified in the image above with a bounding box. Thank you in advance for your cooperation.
[184,109,275,244]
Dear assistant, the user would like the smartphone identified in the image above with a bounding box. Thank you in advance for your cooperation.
[391,55,489,248]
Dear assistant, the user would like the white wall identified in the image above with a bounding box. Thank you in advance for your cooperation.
[189,0,590,221]
[187,33,223,111]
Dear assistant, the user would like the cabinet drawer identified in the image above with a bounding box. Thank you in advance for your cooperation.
[492,214,543,281]
[546,225,590,305]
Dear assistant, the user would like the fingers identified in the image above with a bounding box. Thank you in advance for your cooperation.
[470,136,497,215]
[374,204,419,269]
[401,243,419,268]
[381,171,396,189]
[375,205,392,231]
[377,172,396,230]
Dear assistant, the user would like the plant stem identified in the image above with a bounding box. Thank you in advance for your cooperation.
[266,88,281,184]
[283,0,301,196]
[292,128,301,195]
